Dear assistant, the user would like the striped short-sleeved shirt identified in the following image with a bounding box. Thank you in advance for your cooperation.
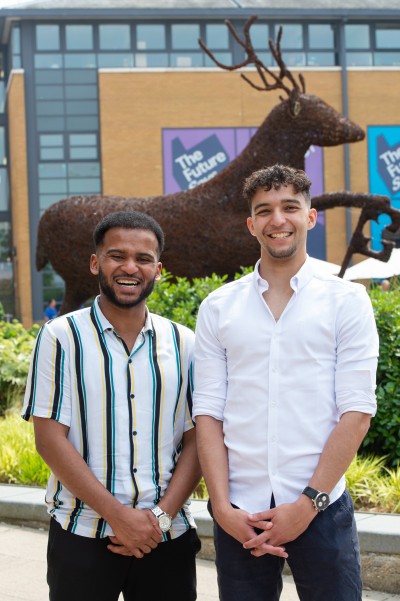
[22,297,196,539]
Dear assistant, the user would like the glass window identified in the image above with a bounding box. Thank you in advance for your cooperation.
[70,134,96,146]
[172,24,200,50]
[136,25,166,50]
[376,26,400,49]
[39,134,64,161]
[35,70,64,84]
[70,147,97,159]
[0,223,11,260]
[205,52,233,67]
[37,116,66,131]
[206,24,229,50]
[11,26,21,54]
[66,25,94,50]
[66,116,99,130]
[36,85,64,100]
[65,85,98,100]
[135,53,168,68]
[0,169,9,211]
[39,163,67,178]
[68,179,101,194]
[99,25,131,50]
[12,56,21,69]
[275,24,303,49]
[65,70,97,84]
[345,25,370,49]
[35,54,63,69]
[309,25,334,49]
[41,148,64,160]
[250,24,269,49]
[64,54,97,69]
[307,52,335,66]
[36,25,60,51]
[98,54,134,68]
[38,178,68,194]
[68,162,100,178]
[171,53,203,68]
[66,100,98,116]
[40,134,63,147]
[0,128,5,164]
[282,52,306,66]
[374,52,400,66]
[346,52,373,66]
[36,101,64,116]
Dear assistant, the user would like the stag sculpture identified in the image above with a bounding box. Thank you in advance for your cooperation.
[36,16,399,314]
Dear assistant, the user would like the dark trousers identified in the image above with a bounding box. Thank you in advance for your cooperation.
[214,490,362,601]
[47,518,201,601]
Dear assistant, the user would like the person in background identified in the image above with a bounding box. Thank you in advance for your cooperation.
[44,298,58,322]
[23,211,202,601]
[380,279,390,291]
[193,164,379,601]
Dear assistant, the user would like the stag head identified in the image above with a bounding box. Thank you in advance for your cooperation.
[199,16,364,148]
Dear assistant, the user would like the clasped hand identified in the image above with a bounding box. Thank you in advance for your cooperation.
[107,507,163,559]
[243,501,316,557]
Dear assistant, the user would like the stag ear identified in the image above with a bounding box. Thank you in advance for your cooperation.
[289,89,301,118]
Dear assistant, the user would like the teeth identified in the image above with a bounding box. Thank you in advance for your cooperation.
[116,279,139,286]
[270,233,291,238]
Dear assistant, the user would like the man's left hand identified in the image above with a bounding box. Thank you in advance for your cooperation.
[243,497,317,556]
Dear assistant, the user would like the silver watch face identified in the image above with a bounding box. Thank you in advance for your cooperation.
[314,492,329,511]
[158,513,172,532]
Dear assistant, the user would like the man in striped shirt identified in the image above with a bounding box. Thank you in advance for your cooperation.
[22,211,202,601]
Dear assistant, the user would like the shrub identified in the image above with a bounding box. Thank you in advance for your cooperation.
[0,411,50,487]
[0,321,40,416]
[362,288,400,466]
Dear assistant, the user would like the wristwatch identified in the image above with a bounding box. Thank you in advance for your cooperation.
[151,505,172,533]
[302,486,330,512]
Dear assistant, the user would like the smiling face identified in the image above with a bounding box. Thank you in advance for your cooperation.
[247,184,317,265]
[90,227,162,310]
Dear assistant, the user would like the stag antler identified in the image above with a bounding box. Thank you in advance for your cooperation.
[199,16,306,115]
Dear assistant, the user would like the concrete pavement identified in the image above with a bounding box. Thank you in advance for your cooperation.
[0,484,399,599]
[1,522,400,601]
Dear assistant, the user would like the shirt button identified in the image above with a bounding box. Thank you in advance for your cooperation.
[130,393,135,399]
[128,359,132,364]
[132,431,137,436]
[133,468,137,473]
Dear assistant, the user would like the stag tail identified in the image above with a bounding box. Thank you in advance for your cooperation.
[199,16,306,117]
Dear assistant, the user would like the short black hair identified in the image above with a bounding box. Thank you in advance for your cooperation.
[93,211,165,257]
[243,164,312,211]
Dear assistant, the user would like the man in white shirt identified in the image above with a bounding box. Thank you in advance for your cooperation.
[23,211,202,601]
[193,164,379,601]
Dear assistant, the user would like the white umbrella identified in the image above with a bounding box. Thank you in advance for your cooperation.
[343,248,400,280]
[308,257,341,275]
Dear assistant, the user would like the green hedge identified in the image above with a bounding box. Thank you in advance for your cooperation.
[362,287,400,466]
[0,272,399,466]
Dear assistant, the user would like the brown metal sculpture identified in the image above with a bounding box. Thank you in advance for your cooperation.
[36,16,400,314]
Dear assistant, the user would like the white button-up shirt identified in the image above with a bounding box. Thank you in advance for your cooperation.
[193,257,378,514]
[22,298,196,539]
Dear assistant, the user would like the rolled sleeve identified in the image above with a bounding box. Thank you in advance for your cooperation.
[192,299,227,422]
[22,324,71,426]
[335,287,379,417]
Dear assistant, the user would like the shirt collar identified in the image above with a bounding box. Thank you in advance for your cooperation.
[92,296,154,336]
[253,255,315,294]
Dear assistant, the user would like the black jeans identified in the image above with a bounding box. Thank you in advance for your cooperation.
[47,518,201,601]
[214,490,362,601]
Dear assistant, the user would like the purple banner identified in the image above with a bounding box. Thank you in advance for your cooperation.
[162,127,325,258]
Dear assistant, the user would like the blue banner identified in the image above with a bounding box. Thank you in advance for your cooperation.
[368,125,400,250]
